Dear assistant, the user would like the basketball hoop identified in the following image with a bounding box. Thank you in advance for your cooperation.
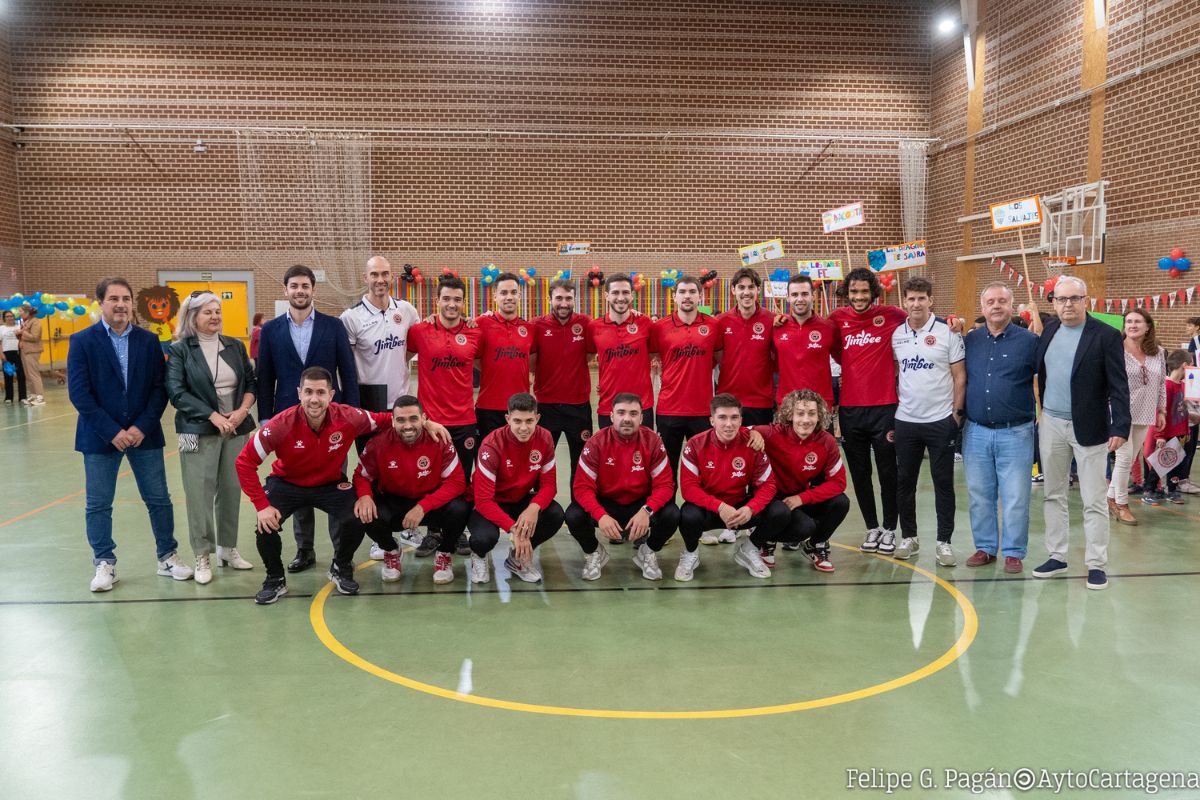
[1045,255,1077,268]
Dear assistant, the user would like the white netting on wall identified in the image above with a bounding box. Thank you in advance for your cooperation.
[236,131,373,308]
[899,139,928,244]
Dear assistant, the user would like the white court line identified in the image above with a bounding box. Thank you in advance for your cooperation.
[0,410,78,432]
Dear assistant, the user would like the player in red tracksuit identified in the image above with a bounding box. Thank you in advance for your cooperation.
[352,394,470,586]
[676,394,790,581]
[235,367,448,604]
[828,267,907,554]
[565,392,679,581]
[467,393,565,585]
[752,388,850,573]
[531,278,593,485]
[716,267,777,426]
[474,272,534,439]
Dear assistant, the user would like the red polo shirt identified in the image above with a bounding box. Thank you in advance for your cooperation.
[407,318,482,426]
[586,314,654,415]
[773,314,839,407]
[651,312,723,416]
[716,306,776,409]
[475,313,534,411]
[532,312,591,405]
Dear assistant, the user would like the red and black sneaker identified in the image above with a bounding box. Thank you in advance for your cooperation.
[802,540,835,573]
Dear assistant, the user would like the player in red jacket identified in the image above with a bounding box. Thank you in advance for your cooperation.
[753,389,850,573]
[587,274,656,429]
[235,367,448,604]
[352,394,470,586]
[474,272,534,439]
[565,393,680,581]
[466,393,565,584]
[715,267,777,426]
[677,394,789,580]
[531,278,593,485]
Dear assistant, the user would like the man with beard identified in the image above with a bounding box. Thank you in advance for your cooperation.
[531,278,593,484]
[587,274,656,430]
[652,275,723,478]
[256,264,360,574]
[828,268,907,555]
[716,267,776,427]
[772,273,838,411]
[475,272,534,439]
[407,276,483,557]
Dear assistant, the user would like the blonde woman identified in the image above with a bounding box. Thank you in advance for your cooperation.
[166,292,257,583]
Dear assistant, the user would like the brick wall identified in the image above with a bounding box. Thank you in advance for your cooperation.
[0,14,22,296]
[927,0,1200,342]
[7,0,934,314]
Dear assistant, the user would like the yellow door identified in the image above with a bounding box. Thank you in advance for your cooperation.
[165,280,251,348]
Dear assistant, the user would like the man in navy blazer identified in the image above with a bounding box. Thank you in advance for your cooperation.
[68,277,193,592]
[1031,275,1131,591]
[256,264,360,571]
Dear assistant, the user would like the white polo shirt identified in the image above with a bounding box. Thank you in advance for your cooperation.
[340,295,420,406]
[891,315,965,424]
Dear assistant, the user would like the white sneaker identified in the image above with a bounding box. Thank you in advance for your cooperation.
[935,542,957,566]
[157,553,194,581]
[216,546,253,569]
[581,544,610,580]
[718,528,738,543]
[876,529,897,555]
[504,554,542,583]
[1177,479,1200,495]
[432,552,455,584]
[634,544,662,580]
[860,528,882,552]
[369,542,386,560]
[699,531,720,546]
[675,550,700,581]
[30,395,45,406]
[381,550,403,582]
[894,536,919,560]
[194,554,212,584]
[468,554,490,584]
[397,528,424,548]
[90,561,117,592]
[734,538,771,578]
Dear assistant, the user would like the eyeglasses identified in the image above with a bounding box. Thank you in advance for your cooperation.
[1140,364,1149,386]
[190,290,207,298]
[1053,295,1086,305]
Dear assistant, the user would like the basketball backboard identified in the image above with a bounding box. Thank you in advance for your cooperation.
[1040,180,1107,265]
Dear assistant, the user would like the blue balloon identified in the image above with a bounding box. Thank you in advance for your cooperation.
[73,305,87,315]
[1174,258,1191,272]
[30,292,42,302]
[35,307,52,318]
[1158,257,1174,270]
[54,301,68,311]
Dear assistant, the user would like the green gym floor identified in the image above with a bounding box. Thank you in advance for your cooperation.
[1,384,1197,800]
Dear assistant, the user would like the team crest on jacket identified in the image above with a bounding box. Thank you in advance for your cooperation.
[805,452,818,466]
[626,323,638,335]
[809,330,822,343]
[393,313,404,324]
[924,334,937,346]
[873,315,885,327]
[699,325,710,336]
[518,325,528,337]
[632,451,643,465]
[571,323,583,336]
[886,430,895,442]
[529,449,542,464]
[337,482,353,490]
[455,333,467,346]
[731,457,746,471]
[752,322,765,335]
[417,456,430,470]
[580,429,591,441]
[328,432,343,445]
[464,436,476,450]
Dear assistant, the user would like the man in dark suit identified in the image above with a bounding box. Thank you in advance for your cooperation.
[68,277,192,592]
[1031,275,1130,591]
[257,264,360,572]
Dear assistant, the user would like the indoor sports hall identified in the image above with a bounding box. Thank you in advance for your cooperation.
[1,2,1198,799]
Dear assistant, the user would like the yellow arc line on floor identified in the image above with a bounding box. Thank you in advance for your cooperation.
[309,545,979,719]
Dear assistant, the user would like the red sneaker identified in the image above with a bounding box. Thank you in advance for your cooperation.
[965,550,996,567]
[381,550,403,582]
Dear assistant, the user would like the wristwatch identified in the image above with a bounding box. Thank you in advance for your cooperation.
[955,408,965,418]
[642,504,654,515]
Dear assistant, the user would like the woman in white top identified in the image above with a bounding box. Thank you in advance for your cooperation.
[0,310,26,404]
[1107,308,1166,525]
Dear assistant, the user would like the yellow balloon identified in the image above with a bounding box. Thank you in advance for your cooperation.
[42,293,56,303]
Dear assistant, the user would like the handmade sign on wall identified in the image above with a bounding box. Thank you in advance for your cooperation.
[738,239,785,266]
[796,259,844,281]
[556,241,591,256]
[821,202,865,234]
[866,240,927,272]
[989,196,1042,231]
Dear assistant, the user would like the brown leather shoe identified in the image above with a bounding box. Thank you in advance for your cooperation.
[1004,556,1023,573]
[966,549,996,567]
[1114,503,1138,526]
[1107,497,1120,516]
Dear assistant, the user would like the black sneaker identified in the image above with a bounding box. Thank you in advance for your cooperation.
[327,565,360,595]
[415,531,443,558]
[254,578,288,605]
[455,533,471,556]
[781,540,802,551]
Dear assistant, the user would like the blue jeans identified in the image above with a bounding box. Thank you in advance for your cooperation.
[83,447,176,565]
[963,420,1034,559]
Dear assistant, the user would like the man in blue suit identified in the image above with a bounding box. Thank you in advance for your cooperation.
[68,277,193,592]
[256,264,360,572]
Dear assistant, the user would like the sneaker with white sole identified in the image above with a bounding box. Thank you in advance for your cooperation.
[381,550,403,582]
[894,536,919,560]
[194,554,213,585]
[674,550,700,581]
[634,544,663,580]
[935,542,957,566]
[801,540,835,573]
[734,538,772,578]
[433,552,455,584]
[327,565,360,595]
[397,528,424,548]
[1177,479,1200,495]
[29,395,45,406]
[504,555,542,583]
[369,542,387,560]
[254,578,287,605]
[216,546,253,569]
[758,544,776,569]
[699,531,720,545]
[718,528,738,543]
[468,553,490,584]
[581,544,610,580]
[157,553,194,581]
[781,541,802,551]
[876,529,897,555]
[860,528,882,552]
[90,561,117,592]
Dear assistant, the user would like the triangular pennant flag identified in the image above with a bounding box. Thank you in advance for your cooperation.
[1135,297,1143,309]
[1105,299,1113,313]
[1016,274,1024,287]
[1090,298,1098,311]
[1170,292,1177,307]
[1152,295,1160,310]
[1189,286,1196,303]
[1161,293,1169,307]
[1120,298,1128,313]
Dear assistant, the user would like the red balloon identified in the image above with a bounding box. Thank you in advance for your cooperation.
[1043,278,1056,294]
[590,277,601,287]
[1019,310,1032,321]
[1170,248,1185,261]
[1169,267,1181,278]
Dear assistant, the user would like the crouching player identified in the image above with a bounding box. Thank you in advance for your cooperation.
[753,389,850,573]
[677,394,789,580]
[352,394,470,585]
[565,393,680,580]
[466,393,565,584]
